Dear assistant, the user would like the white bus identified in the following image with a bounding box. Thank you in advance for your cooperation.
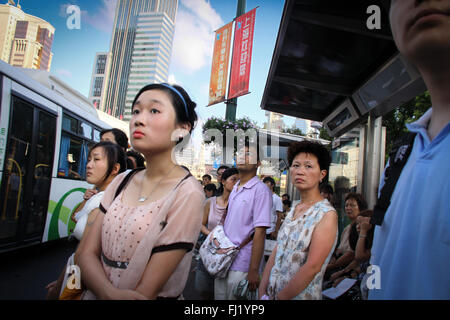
[0,60,111,253]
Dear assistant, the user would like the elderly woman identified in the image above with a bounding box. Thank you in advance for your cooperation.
[259,141,338,300]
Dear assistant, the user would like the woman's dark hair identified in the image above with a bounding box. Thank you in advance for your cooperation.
[126,150,146,168]
[349,210,374,251]
[100,128,129,151]
[263,176,275,187]
[89,141,126,185]
[131,83,198,138]
[287,141,331,173]
[221,167,239,182]
[204,183,217,193]
[345,192,368,211]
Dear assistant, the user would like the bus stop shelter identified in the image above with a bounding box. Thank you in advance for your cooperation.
[260,0,426,209]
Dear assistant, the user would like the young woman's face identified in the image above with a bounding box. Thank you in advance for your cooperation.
[345,198,360,221]
[130,89,186,154]
[86,147,109,187]
[290,152,326,192]
[223,174,239,192]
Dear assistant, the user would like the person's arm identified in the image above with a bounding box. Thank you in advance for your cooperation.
[134,249,188,299]
[258,244,277,299]
[70,200,87,223]
[272,210,283,239]
[200,200,211,236]
[75,210,146,300]
[277,210,337,300]
[355,216,372,262]
[247,227,267,291]
[327,250,355,271]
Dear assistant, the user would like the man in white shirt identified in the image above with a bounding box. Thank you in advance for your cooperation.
[263,177,283,239]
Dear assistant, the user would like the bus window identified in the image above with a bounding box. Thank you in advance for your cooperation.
[93,129,101,142]
[57,134,88,180]
[62,114,78,134]
[80,122,92,140]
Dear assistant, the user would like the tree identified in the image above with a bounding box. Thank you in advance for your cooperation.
[382,91,430,162]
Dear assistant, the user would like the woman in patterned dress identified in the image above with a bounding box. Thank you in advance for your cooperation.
[259,141,338,300]
[76,83,204,300]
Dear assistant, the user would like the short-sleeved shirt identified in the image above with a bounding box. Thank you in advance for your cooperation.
[369,109,450,299]
[224,176,272,272]
[267,193,283,234]
[99,169,205,298]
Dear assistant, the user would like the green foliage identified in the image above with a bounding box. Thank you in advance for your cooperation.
[319,127,332,141]
[202,116,258,138]
[383,91,430,162]
[282,127,305,136]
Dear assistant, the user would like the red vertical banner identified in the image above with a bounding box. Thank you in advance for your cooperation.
[208,22,233,106]
[228,7,257,100]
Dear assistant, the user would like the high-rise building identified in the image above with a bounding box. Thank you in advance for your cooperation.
[102,0,177,120]
[265,111,285,131]
[88,52,110,109]
[0,2,54,71]
[123,12,175,121]
[295,118,311,136]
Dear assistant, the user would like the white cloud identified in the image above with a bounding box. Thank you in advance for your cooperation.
[171,0,224,74]
[56,68,73,78]
[84,0,117,33]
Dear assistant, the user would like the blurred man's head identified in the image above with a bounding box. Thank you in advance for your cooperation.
[389,0,450,68]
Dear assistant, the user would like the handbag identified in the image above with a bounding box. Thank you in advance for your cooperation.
[199,213,254,279]
[233,279,258,300]
[59,254,84,300]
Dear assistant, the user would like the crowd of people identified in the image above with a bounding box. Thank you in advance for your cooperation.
[44,0,449,300]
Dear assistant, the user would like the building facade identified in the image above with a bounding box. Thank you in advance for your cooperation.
[102,0,177,120]
[0,3,54,71]
[89,52,110,109]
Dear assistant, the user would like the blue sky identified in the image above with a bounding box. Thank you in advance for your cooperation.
[16,0,297,128]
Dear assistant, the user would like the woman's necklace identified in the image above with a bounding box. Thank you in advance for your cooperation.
[138,164,178,202]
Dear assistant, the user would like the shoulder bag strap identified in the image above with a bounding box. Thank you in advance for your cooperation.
[371,132,416,226]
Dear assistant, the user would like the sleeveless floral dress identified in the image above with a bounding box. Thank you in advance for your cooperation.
[267,199,337,300]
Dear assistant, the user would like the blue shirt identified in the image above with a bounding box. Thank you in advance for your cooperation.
[369,108,450,299]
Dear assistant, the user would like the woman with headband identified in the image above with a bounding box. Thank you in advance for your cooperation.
[76,83,205,300]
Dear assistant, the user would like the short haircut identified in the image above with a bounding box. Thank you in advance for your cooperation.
[287,141,331,172]
[217,165,230,172]
[282,199,292,207]
[204,183,217,192]
[345,192,368,211]
[101,128,129,151]
[89,141,126,185]
[202,174,212,180]
[282,193,290,200]
[221,167,239,182]
[263,176,275,187]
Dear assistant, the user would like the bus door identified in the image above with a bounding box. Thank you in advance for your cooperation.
[0,95,56,249]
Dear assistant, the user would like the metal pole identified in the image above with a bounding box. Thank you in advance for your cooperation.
[225,0,246,122]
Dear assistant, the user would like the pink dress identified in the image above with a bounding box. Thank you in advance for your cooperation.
[87,170,204,299]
